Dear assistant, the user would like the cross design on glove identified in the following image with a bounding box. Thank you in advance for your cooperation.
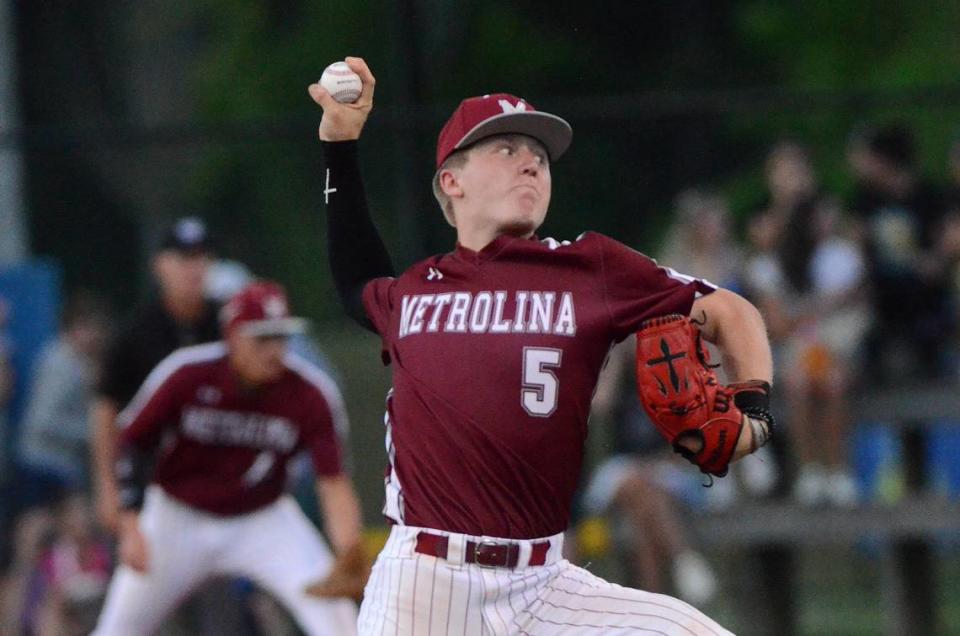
[647,339,686,392]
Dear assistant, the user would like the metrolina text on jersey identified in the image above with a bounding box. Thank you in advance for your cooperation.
[398,290,577,338]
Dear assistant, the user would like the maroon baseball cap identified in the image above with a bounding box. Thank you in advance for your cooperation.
[220,281,307,337]
[435,93,572,169]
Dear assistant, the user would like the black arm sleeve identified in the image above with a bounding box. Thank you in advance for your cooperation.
[322,141,395,331]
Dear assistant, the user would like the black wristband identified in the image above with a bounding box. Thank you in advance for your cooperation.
[741,405,776,429]
[115,448,149,511]
[731,380,771,411]
[731,381,775,449]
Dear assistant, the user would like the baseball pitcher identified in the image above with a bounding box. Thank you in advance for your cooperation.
[309,58,774,635]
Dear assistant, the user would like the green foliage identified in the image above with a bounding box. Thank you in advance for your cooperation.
[193,0,388,118]
[739,0,960,89]
[188,0,394,321]
[183,0,960,320]
[723,0,960,216]
[443,5,594,97]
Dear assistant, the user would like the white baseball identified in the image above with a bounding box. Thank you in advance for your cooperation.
[320,62,362,104]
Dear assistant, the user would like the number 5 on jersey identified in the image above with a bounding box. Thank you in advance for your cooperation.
[522,347,562,417]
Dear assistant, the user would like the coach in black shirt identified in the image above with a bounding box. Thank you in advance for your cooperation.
[91,217,220,532]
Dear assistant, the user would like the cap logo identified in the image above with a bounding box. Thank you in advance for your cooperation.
[197,386,222,404]
[498,99,527,114]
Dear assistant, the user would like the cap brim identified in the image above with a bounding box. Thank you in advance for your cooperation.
[456,111,572,161]
[238,317,308,337]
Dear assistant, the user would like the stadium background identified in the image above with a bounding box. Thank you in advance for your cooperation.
[2,2,960,634]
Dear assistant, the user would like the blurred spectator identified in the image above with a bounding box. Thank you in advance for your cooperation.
[16,292,110,505]
[0,297,14,483]
[34,494,112,635]
[0,298,17,573]
[746,142,869,506]
[940,138,960,372]
[659,189,744,292]
[745,141,820,338]
[0,507,55,635]
[1,496,110,636]
[847,124,953,381]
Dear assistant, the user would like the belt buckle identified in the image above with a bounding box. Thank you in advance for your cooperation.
[473,540,505,568]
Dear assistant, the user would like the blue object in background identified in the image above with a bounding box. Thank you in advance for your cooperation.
[852,419,960,502]
[0,259,62,430]
[926,424,960,499]
[851,421,904,504]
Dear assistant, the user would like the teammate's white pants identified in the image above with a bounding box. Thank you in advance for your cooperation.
[93,486,357,636]
[358,525,732,636]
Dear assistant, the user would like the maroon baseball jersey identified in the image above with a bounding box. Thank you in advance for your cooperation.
[117,342,346,515]
[363,232,715,539]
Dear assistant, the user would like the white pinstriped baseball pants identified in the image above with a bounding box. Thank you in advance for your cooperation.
[358,525,733,636]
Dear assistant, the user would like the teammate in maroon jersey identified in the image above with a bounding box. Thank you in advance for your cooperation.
[92,281,361,636]
[310,58,773,635]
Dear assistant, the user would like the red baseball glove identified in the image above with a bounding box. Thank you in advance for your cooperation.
[635,314,773,477]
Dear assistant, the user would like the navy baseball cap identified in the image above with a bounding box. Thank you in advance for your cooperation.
[159,217,212,254]
[436,93,572,168]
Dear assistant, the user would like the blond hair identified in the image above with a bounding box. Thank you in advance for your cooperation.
[431,149,470,227]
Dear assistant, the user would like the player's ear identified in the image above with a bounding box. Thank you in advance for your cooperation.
[152,253,169,282]
[438,168,464,199]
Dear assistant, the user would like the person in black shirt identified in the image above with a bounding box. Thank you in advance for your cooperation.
[847,124,953,381]
[90,217,220,533]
